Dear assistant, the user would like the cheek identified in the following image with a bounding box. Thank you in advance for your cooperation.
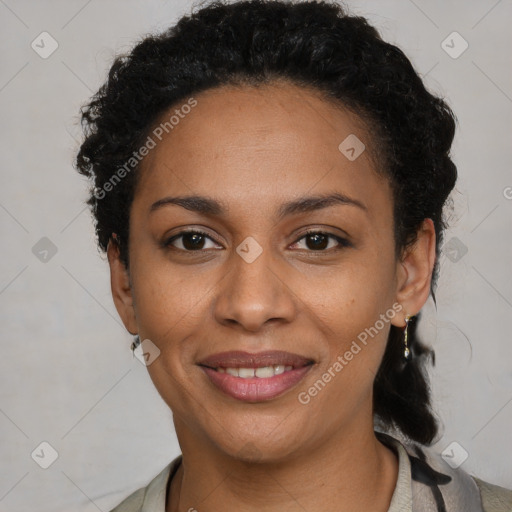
[309,253,395,336]
[304,250,396,383]
[298,282,395,429]
[131,266,211,413]
[130,253,215,340]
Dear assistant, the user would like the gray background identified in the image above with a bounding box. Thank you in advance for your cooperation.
[0,0,511,510]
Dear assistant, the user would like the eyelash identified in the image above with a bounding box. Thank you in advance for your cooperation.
[163,229,351,253]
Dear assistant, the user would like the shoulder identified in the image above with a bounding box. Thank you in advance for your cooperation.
[109,487,145,512]
[409,439,512,512]
[471,476,512,512]
[377,431,512,512]
[108,455,182,512]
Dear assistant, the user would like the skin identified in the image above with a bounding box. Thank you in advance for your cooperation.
[107,80,436,512]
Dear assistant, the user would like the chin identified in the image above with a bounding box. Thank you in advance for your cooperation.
[212,424,305,465]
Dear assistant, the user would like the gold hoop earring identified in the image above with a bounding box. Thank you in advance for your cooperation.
[403,314,413,362]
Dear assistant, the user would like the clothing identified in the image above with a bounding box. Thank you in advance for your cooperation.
[109,432,512,512]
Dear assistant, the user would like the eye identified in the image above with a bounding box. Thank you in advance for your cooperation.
[290,230,351,251]
[163,229,351,253]
[163,230,222,251]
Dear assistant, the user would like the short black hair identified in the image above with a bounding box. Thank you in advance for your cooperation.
[75,0,457,446]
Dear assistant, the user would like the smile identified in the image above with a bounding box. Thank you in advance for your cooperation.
[198,350,314,402]
[200,363,313,403]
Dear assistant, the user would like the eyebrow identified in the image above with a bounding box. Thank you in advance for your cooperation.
[149,192,367,218]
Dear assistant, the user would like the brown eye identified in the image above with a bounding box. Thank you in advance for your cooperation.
[291,231,351,251]
[164,230,222,251]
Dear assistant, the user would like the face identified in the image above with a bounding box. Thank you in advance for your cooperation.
[108,80,435,462]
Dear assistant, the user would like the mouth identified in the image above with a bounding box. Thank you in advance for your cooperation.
[198,350,315,402]
[215,365,297,377]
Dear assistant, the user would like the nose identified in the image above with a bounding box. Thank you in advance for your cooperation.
[213,240,297,332]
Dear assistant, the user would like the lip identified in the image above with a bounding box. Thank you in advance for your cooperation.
[201,365,313,402]
[198,350,313,369]
[198,350,314,402]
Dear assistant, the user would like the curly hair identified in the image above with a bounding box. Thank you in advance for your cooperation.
[75,0,457,446]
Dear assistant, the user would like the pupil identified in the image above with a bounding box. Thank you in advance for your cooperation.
[307,233,327,250]
[183,233,204,250]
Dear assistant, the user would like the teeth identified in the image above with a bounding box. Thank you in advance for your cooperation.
[238,368,255,378]
[255,366,274,378]
[218,365,295,378]
[274,365,285,375]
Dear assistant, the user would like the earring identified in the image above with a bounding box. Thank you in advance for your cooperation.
[403,314,413,362]
[131,335,140,352]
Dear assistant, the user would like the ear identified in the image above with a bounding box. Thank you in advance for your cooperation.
[107,237,138,335]
[391,218,436,328]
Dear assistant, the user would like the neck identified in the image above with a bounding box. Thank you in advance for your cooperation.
[167,419,398,512]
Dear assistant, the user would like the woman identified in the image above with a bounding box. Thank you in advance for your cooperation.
[75,0,512,510]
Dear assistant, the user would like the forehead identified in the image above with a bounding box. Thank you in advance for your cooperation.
[133,81,392,224]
